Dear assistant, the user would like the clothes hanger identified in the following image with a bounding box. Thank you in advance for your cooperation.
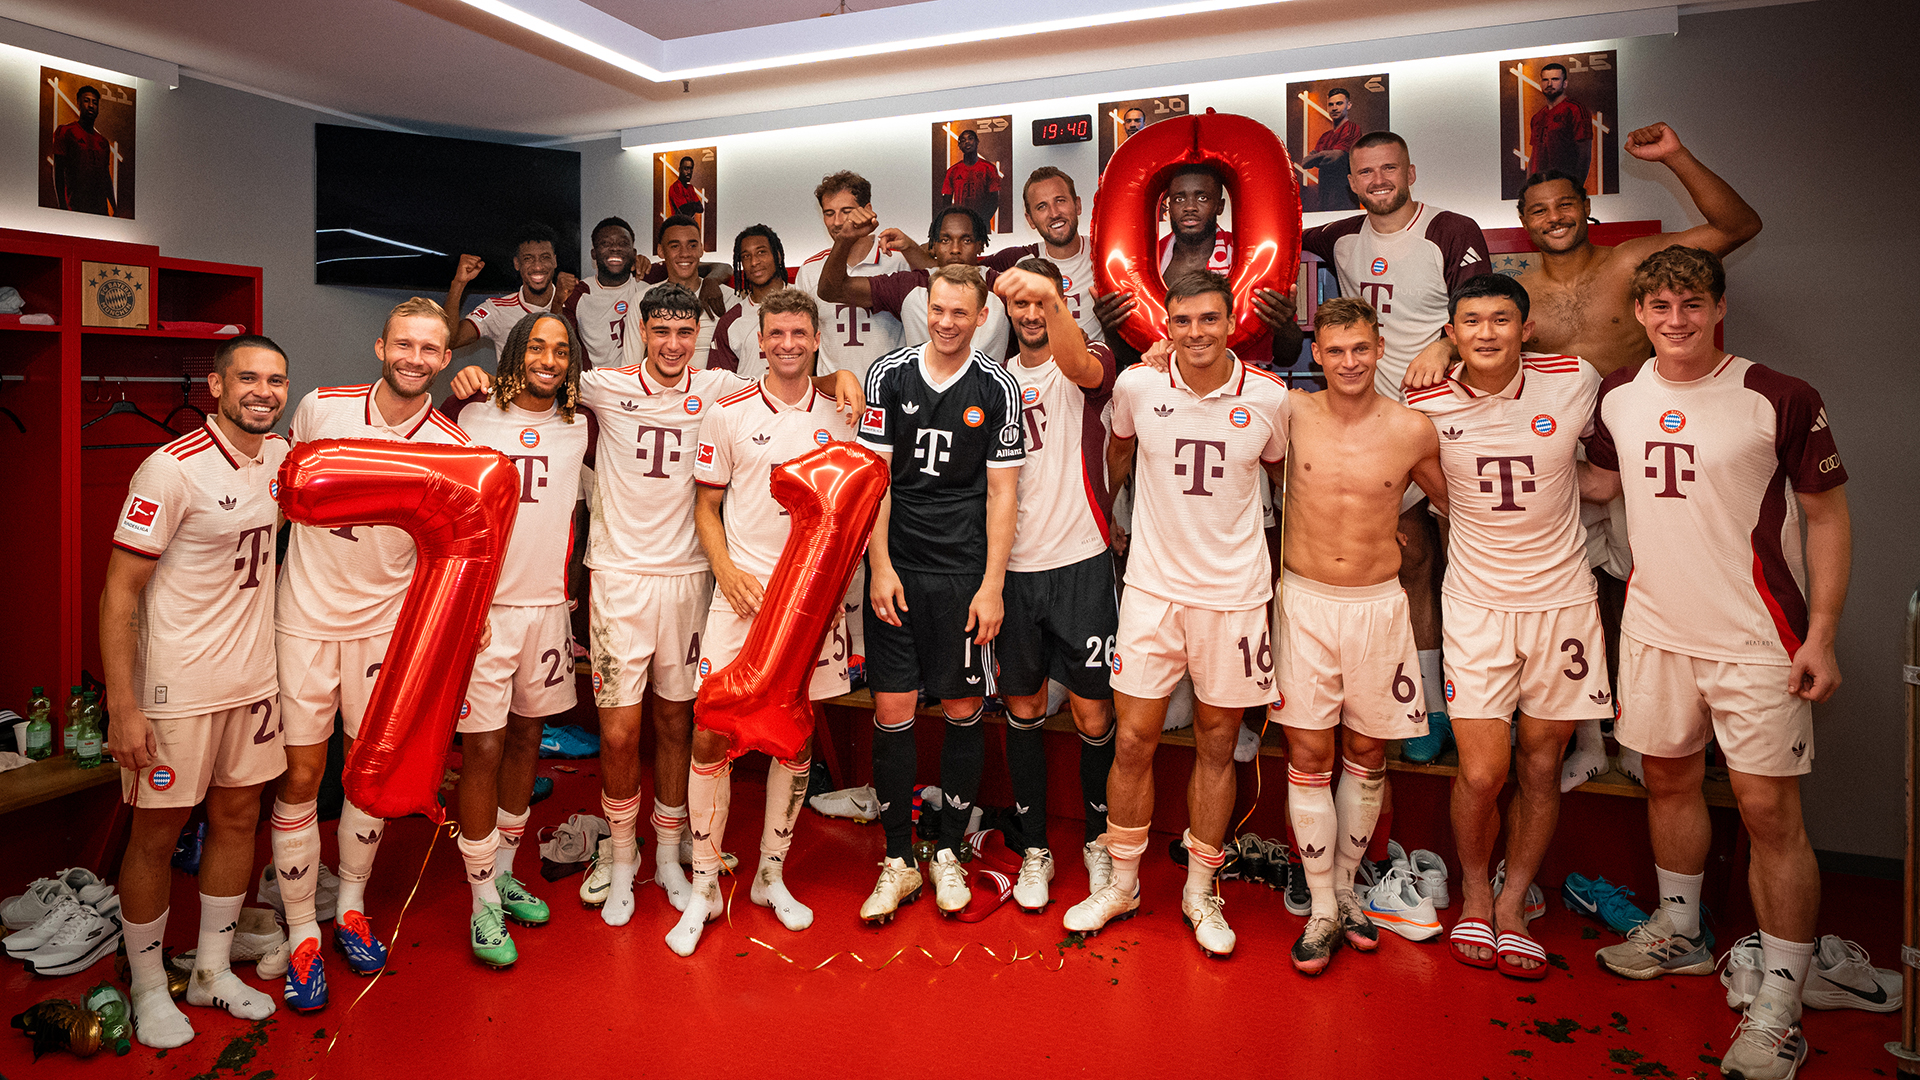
[82,383,180,449]
[162,372,207,431]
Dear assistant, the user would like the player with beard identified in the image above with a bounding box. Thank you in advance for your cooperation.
[1300,87,1360,212]
[1091,163,1303,366]
[272,298,473,1012]
[1273,296,1448,976]
[52,84,114,215]
[102,337,290,1047]
[708,225,790,379]
[821,206,1012,359]
[796,171,910,383]
[645,215,736,369]
[669,155,704,218]
[1528,64,1591,184]
[1406,122,1761,791]
[1064,271,1290,957]
[858,265,1023,924]
[669,288,856,956]
[1285,132,1490,762]
[991,259,1119,911]
[443,312,591,969]
[563,217,648,369]
[448,286,861,928]
[448,222,577,363]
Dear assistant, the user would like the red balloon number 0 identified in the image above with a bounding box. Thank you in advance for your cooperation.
[694,442,890,762]
[275,439,521,822]
[1091,109,1303,352]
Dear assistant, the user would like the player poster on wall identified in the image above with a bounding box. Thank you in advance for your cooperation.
[1498,51,1619,200]
[1286,75,1388,213]
[653,147,717,250]
[38,67,136,218]
[1097,94,1188,173]
[930,115,1013,234]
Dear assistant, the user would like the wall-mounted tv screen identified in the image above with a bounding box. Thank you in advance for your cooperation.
[315,124,580,295]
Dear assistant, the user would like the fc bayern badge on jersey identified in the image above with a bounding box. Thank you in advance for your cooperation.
[149,765,175,791]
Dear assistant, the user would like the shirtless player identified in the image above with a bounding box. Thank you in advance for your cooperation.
[1272,296,1447,975]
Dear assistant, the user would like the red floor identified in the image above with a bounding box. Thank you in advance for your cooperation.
[2,745,1906,1080]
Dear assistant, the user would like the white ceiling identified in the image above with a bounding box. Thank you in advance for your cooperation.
[0,0,1802,143]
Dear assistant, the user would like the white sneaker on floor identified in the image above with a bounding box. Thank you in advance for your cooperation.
[257,863,340,923]
[1490,860,1543,923]
[1232,724,1259,763]
[1082,842,1113,894]
[22,907,121,976]
[1720,932,1764,1010]
[1364,866,1442,941]
[1408,848,1450,910]
[1718,993,1807,1079]
[1062,883,1139,935]
[579,837,641,908]
[809,785,880,823]
[859,857,923,925]
[929,849,971,915]
[1,868,116,930]
[1013,848,1054,912]
[1182,893,1235,957]
[174,908,291,979]
[1801,936,1902,1012]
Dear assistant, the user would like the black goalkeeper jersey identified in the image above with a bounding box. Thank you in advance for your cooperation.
[858,342,1024,575]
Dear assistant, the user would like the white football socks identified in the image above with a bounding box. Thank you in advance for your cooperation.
[1332,759,1387,895]
[1655,865,1705,937]
[124,910,194,1048]
[494,807,530,879]
[1288,766,1338,920]
[334,800,385,916]
[459,830,502,912]
[754,758,813,931]
[185,894,274,1020]
[1560,718,1609,793]
[652,799,692,910]
[270,798,323,947]
[601,791,641,927]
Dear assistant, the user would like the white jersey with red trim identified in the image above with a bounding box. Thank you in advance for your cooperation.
[1302,204,1491,399]
[794,243,909,382]
[693,380,858,581]
[445,397,591,607]
[639,279,736,370]
[1006,343,1117,572]
[1406,353,1599,611]
[563,276,647,369]
[1110,357,1290,610]
[466,290,560,364]
[275,385,472,641]
[112,420,287,719]
[1586,355,1848,666]
[578,364,752,576]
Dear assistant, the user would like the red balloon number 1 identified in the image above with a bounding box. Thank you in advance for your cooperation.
[275,439,520,822]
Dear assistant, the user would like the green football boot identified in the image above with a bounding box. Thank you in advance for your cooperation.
[470,903,518,970]
[496,872,550,927]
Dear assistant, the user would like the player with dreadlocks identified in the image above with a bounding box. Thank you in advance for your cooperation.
[710,224,790,378]
[443,310,594,967]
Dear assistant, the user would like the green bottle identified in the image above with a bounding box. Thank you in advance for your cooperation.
[63,685,83,754]
[23,686,53,760]
[82,983,131,1057]
[75,692,103,769]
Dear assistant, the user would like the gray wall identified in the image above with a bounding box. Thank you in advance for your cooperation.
[3,0,1912,856]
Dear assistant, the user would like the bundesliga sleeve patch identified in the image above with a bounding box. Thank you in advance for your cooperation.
[694,442,716,470]
[121,494,161,536]
[860,407,886,437]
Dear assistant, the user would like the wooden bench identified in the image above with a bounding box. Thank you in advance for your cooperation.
[817,689,1737,808]
[0,754,119,817]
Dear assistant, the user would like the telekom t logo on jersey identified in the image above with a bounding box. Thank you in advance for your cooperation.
[915,428,954,475]
[1475,455,1536,511]
[234,524,275,589]
[1644,442,1697,498]
[1357,282,1394,313]
[635,425,683,478]
[1173,439,1227,496]
[1022,401,1048,452]
[506,454,550,503]
[835,305,871,347]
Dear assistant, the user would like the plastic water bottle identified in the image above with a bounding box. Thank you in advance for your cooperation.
[75,692,103,769]
[83,983,131,1057]
[63,685,83,754]
[23,686,53,760]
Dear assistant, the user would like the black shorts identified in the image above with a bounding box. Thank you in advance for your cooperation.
[997,551,1118,701]
[864,569,996,700]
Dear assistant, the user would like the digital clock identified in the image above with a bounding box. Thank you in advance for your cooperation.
[1032,115,1093,146]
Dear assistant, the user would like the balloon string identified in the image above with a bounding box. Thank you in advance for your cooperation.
[307,819,452,1080]
[744,936,1066,973]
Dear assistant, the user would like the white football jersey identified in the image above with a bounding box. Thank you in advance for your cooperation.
[445,396,591,607]
[794,243,909,382]
[693,379,858,581]
[466,291,561,365]
[1006,343,1116,572]
[563,276,648,370]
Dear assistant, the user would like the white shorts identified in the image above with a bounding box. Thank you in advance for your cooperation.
[696,592,851,703]
[459,603,578,733]
[1111,591,1275,710]
[1441,595,1613,722]
[1615,633,1813,777]
[277,632,392,746]
[1270,571,1426,740]
[588,570,712,707]
[121,698,286,808]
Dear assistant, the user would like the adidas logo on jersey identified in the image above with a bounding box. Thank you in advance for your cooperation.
[1461,248,1483,268]
[1791,740,1806,759]
[752,434,770,445]
[1442,427,1463,440]
[219,496,237,510]
[620,400,638,411]
[1153,405,1174,417]
[901,401,920,414]
[1811,408,1829,432]
[1256,677,1272,690]
[1589,690,1611,705]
